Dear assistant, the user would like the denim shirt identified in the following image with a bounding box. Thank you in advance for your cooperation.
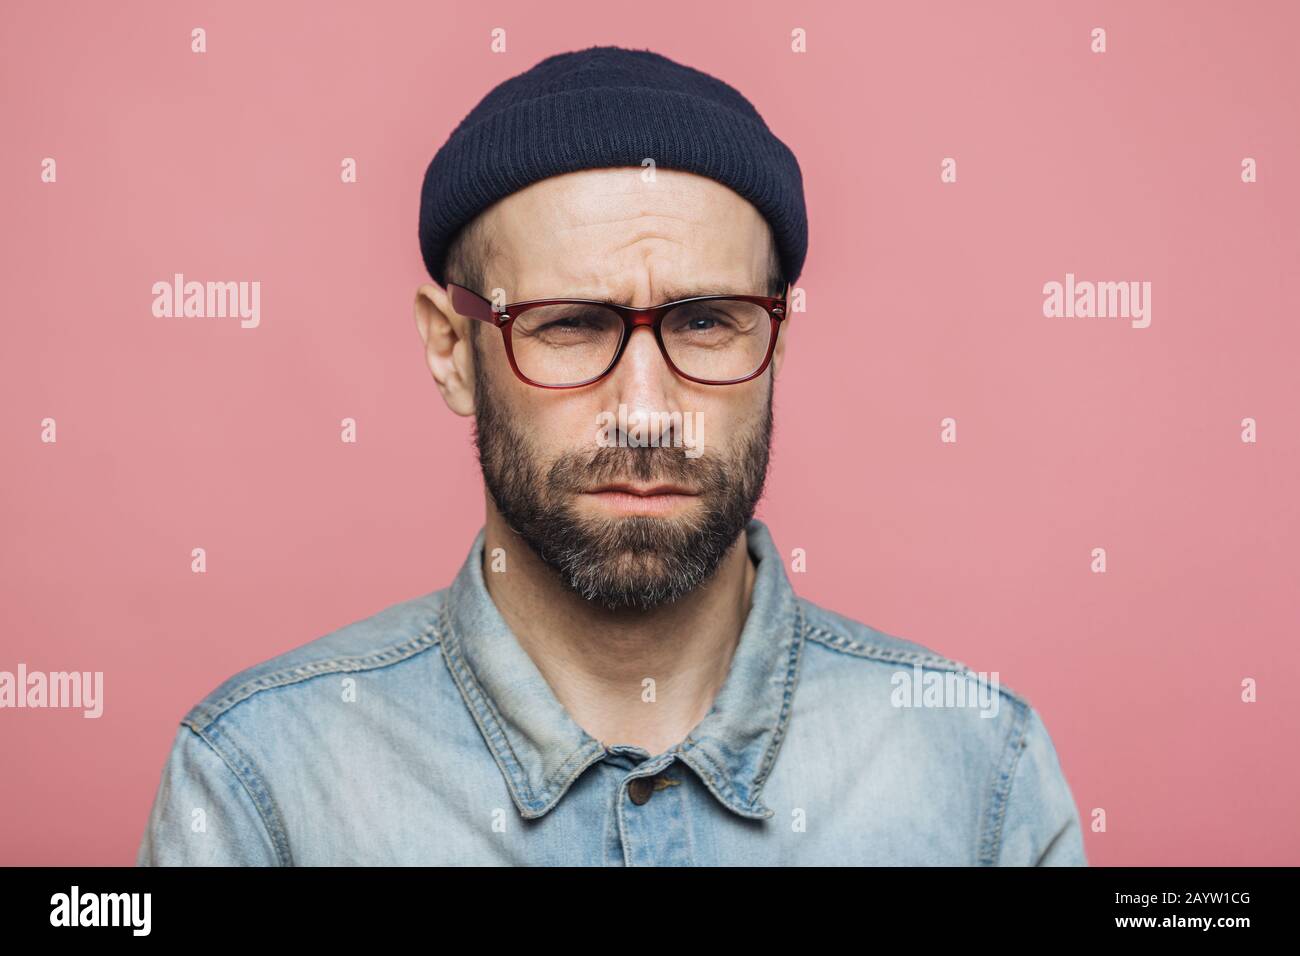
[136,518,1087,866]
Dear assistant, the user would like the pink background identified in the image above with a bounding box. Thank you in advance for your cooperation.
[2,0,1297,866]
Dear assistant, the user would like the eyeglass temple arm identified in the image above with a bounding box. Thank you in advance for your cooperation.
[448,283,501,324]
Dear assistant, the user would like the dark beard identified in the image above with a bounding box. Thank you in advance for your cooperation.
[471,349,773,612]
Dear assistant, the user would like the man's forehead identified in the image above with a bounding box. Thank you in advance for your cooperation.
[483,170,771,301]
[502,259,767,305]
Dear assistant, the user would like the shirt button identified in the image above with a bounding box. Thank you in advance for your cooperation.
[627,777,654,805]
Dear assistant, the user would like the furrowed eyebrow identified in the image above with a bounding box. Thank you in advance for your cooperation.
[504,284,769,306]
[587,288,752,305]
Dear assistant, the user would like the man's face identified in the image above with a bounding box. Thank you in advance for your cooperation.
[465,168,785,611]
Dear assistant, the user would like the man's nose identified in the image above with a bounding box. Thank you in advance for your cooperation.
[599,325,688,441]
[609,324,677,387]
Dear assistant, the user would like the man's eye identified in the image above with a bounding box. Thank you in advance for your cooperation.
[667,309,739,335]
[683,316,721,331]
[533,316,600,336]
[517,308,619,342]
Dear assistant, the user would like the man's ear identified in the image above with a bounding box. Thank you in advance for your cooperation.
[414,282,476,417]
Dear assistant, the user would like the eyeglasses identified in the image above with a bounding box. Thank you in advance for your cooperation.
[448,282,787,389]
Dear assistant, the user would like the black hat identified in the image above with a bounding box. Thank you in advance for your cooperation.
[418,44,808,288]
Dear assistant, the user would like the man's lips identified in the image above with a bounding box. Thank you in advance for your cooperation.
[585,482,698,496]
[580,482,700,514]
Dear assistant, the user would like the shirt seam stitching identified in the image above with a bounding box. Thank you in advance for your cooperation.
[803,623,969,669]
[979,696,1032,865]
[802,621,1032,710]
[186,611,443,731]
[182,721,292,866]
[439,590,615,816]
[434,591,546,813]
[751,599,807,796]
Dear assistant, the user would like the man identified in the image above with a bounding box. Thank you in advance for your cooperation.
[137,45,1086,866]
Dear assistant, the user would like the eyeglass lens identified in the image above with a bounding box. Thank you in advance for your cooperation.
[509,300,772,385]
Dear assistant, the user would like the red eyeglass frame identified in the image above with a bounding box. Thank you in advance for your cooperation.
[447,281,788,389]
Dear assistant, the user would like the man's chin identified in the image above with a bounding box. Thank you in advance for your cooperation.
[533,507,714,611]
[559,564,697,613]
[562,506,699,549]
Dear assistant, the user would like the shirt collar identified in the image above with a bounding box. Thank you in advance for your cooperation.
[437,517,805,821]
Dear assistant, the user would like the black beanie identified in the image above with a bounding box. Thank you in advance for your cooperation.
[418,44,807,288]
